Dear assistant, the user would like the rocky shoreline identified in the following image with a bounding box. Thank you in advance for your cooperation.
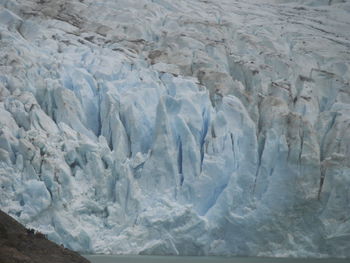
[0,210,90,263]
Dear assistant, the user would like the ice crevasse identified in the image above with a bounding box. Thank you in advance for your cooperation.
[0,0,350,258]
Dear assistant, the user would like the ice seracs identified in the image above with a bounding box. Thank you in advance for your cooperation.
[0,0,350,258]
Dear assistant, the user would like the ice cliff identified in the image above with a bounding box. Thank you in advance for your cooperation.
[0,0,349,258]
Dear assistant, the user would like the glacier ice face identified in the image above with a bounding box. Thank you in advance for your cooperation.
[0,0,350,258]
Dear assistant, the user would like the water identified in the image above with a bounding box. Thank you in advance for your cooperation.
[83,255,349,263]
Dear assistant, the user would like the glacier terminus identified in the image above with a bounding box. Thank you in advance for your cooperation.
[0,0,350,258]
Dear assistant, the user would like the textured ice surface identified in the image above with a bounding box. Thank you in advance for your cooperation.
[0,0,350,258]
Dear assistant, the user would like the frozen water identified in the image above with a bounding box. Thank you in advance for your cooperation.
[0,0,349,258]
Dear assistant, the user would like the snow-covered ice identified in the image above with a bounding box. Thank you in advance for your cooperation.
[0,0,350,258]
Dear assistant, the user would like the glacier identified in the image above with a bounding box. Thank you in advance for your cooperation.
[0,0,350,258]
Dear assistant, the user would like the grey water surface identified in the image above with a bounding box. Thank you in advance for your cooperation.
[83,255,349,263]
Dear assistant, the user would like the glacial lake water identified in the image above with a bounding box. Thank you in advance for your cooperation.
[83,255,349,263]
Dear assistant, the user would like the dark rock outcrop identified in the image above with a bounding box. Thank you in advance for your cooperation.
[0,210,90,263]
